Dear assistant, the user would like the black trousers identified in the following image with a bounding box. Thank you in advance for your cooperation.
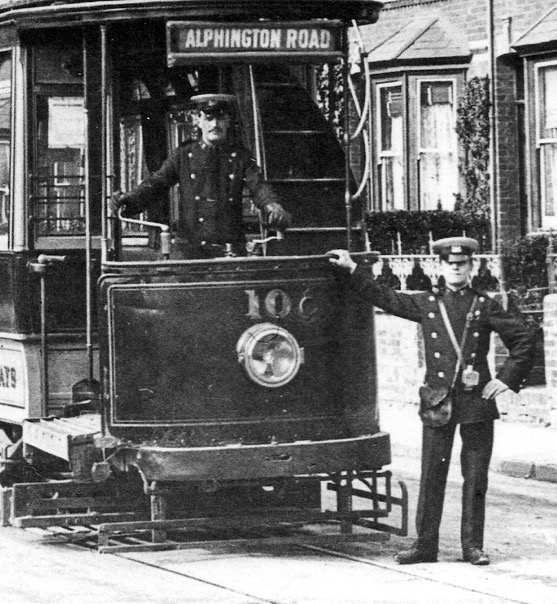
[415,419,494,554]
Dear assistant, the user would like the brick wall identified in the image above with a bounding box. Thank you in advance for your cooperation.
[374,310,424,405]
[495,55,523,245]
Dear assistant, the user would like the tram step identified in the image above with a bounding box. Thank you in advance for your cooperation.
[22,414,101,461]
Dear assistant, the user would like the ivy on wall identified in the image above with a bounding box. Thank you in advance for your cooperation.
[454,76,491,220]
[503,234,557,315]
[316,62,344,141]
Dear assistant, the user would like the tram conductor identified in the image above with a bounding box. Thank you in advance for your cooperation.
[328,238,537,566]
[110,93,290,258]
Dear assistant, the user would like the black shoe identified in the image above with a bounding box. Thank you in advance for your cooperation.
[463,548,490,566]
[395,548,438,565]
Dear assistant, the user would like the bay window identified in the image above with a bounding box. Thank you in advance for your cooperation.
[372,73,462,212]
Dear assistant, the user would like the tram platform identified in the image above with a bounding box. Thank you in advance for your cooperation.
[381,391,557,484]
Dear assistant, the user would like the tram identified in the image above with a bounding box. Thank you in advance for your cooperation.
[0,0,407,547]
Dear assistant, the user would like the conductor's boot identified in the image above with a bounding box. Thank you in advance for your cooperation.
[395,547,438,565]
[463,548,490,566]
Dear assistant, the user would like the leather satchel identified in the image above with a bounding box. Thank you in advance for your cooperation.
[419,384,452,428]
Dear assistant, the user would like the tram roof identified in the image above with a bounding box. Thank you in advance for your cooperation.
[0,0,383,29]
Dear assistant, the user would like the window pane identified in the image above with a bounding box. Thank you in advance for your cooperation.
[378,85,404,210]
[542,143,557,227]
[0,52,11,249]
[32,41,85,237]
[419,81,457,210]
[540,66,557,140]
[34,96,85,235]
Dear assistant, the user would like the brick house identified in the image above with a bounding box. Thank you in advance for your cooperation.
[354,0,557,249]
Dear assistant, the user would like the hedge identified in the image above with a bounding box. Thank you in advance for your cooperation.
[365,210,491,254]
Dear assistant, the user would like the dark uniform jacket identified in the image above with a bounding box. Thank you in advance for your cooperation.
[122,140,278,250]
[349,268,537,424]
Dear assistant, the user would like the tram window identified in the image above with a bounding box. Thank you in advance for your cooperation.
[31,39,85,238]
[0,52,10,249]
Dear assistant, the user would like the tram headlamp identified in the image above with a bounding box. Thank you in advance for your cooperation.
[236,323,303,388]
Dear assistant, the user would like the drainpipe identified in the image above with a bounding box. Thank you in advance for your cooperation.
[487,0,498,252]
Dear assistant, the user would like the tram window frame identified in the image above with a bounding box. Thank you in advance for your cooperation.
[0,49,11,251]
[30,38,88,248]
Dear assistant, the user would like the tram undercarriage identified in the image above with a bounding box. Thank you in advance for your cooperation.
[2,428,407,554]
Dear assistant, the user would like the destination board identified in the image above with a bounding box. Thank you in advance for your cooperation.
[167,21,343,65]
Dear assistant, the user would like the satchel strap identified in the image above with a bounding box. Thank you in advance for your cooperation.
[438,295,478,390]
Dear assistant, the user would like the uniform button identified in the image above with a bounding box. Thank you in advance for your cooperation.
[429,296,435,301]
[229,197,233,202]
[434,352,441,358]
[201,240,206,246]
[473,332,479,337]
[229,174,234,179]
[479,297,485,303]
[471,353,476,358]
[195,195,200,201]
[431,332,438,339]
[198,217,204,223]
[438,371,445,378]
[188,152,193,158]
[428,312,435,319]
[231,152,237,157]
[191,173,196,179]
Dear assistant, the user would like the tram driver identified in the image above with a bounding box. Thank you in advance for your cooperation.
[110,93,290,258]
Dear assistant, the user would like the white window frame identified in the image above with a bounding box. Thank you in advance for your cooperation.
[535,59,557,229]
[376,80,404,211]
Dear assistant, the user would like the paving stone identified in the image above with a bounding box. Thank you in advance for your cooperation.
[496,460,535,479]
[534,463,557,483]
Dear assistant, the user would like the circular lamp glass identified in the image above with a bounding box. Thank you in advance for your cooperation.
[236,323,303,388]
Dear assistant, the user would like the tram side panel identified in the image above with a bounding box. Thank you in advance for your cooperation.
[0,251,101,429]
